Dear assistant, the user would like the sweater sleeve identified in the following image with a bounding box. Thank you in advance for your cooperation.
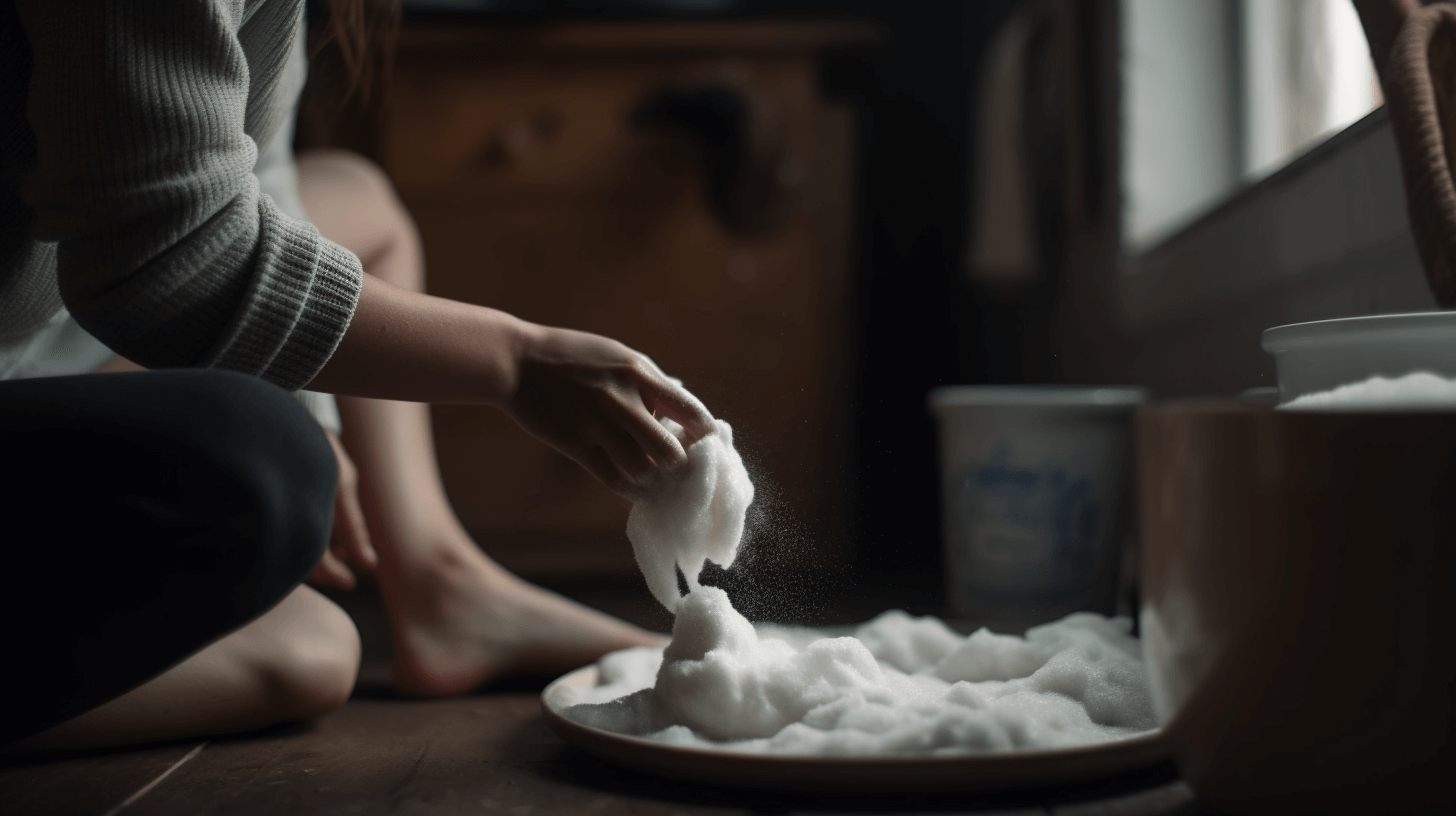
[14,0,361,392]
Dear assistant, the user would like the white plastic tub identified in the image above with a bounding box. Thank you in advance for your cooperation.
[1261,311,1456,405]
[928,386,1146,626]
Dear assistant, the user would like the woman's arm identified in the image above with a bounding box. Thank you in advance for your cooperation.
[16,1,360,391]
[310,275,715,497]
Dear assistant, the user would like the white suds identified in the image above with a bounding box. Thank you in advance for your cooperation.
[627,419,754,613]
[560,590,1156,755]
[1282,371,1456,411]
[577,411,1156,755]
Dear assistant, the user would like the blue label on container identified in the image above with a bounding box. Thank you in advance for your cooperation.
[951,444,1102,599]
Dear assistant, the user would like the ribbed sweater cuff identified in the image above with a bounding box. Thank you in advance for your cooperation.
[205,197,362,391]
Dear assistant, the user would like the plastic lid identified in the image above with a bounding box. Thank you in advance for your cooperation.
[1261,310,1456,353]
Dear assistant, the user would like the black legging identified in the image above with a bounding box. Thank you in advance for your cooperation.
[0,369,336,745]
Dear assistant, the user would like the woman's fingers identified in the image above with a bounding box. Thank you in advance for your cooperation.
[331,475,377,570]
[324,430,378,571]
[576,443,640,500]
[590,396,690,499]
[307,549,357,590]
[592,416,653,478]
[632,363,715,447]
[602,384,688,470]
[305,432,376,589]
[628,414,689,471]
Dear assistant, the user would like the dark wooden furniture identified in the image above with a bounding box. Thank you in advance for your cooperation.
[376,23,868,578]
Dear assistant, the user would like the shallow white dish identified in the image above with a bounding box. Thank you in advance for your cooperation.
[1261,311,1456,404]
[540,663,1170,793]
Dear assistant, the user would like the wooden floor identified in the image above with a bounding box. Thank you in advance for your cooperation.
[1,693,1214,816]
[0,578,1226,816]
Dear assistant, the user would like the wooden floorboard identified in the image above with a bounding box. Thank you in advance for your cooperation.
[1,693,1208,816]
[0,741,203,816]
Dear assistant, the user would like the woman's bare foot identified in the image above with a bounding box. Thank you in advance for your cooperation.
[379,538,663,697]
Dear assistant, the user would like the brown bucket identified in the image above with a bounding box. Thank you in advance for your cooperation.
[1137,401,1456,815]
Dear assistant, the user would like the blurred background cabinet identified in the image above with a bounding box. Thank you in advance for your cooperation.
[370,23,867,580]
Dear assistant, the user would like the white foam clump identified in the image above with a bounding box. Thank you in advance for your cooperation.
[1282,371,1456,410]
[560,590,1156,755]
[571,403,1156,755]
[626,418,753,613]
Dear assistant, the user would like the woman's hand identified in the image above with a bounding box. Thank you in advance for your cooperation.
[505,326,716,501]
[307,429,379,589]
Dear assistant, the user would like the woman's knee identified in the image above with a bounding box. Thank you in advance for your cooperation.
[248,588,361,720]
[167,369,337,579]
[298,148,394,199]
[104,369,338,613]
[297,148,423,290]
[3,368,335,601]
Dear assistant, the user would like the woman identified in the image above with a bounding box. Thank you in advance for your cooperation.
[1,0,710,750]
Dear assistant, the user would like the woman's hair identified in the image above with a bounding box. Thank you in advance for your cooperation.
[310,0,401,105]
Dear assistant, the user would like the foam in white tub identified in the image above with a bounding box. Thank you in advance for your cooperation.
[1282,371,1456,410]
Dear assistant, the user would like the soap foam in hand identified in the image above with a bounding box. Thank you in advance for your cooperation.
[627,418,754,613]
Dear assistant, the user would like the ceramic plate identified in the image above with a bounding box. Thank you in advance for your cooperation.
[541,664,1170,793]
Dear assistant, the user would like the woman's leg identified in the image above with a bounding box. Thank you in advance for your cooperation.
[0,369,356,746]
[11,585,359,754]
[297,149,660,696]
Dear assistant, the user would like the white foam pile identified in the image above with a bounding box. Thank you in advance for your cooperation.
[626,418,753,613]
[560,415,1157,756]
[1282,371,1456,410]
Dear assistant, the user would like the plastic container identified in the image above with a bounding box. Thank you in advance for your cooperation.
[928,386,1147,628]
[1260,311,1456,405]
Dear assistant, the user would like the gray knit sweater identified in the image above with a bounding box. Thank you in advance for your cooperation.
[0,0,362,391]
